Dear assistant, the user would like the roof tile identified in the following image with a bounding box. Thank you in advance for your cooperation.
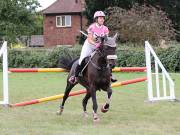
[43,0,84,14]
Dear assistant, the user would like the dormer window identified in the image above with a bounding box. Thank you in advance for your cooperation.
[56,15,71,27]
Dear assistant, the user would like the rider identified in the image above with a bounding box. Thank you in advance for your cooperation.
[69,11,117,84]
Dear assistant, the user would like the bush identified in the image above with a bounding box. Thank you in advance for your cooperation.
[7,47,81,68]
[157,47,180,72]
[116,49,145,67]
[105,5,175,46]
[0,45,179,72]
[116,46,180,72]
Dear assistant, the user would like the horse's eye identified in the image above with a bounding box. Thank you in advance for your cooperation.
[104,46,108,50]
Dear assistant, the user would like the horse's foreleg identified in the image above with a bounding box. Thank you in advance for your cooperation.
[57,82,75,115]
[101,88,112,113]
[82,92,91,116]
[107,88,112,104]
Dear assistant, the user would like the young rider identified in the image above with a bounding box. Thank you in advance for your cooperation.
[69,11,117,84]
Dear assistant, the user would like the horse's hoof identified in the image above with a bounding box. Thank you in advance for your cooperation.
[83,111,89,118]
[93,117,100,123]
[93,113,100,122]
[56,110,63,115]
[101,103,109,113]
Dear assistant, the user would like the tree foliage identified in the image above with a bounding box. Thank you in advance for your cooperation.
[32,12,43,35]
[141,0,180,40]
[0,0,40,43]
[106,5,175,45]
[84,0,136,24]
[84,0,180,40]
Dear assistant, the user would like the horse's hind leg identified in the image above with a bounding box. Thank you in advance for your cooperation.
[57,82,76,115]
[82,91,91,117]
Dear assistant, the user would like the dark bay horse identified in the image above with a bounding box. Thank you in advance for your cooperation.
[57,34,118,122]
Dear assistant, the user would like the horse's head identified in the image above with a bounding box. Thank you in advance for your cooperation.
[98,34,118,69]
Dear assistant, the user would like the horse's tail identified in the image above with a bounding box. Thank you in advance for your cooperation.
[58,56,79,71]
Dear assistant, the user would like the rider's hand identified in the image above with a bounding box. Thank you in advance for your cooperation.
[95,43,101,48]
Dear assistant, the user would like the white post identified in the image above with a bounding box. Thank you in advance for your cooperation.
[155,60,160,98]
[170,81,175,100]
[3,41,9,105]
[162,72,167,97]
[0,41,9,105]
[145,41,153,101]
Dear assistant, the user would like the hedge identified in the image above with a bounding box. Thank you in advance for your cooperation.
[0,46,180,72]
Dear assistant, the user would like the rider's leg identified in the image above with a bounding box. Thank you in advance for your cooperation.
[69,64,82,84]
[79,40,95,65]
[69,40,94,84]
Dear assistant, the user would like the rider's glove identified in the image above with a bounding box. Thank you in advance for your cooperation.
[95,43,101,48]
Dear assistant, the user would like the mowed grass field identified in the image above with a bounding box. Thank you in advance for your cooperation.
[0,72,180,135]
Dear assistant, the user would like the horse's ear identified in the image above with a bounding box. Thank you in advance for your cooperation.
[113,33,118,41]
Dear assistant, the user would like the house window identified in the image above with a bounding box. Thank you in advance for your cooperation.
[56,15,71,27]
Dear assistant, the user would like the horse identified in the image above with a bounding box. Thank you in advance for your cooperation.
[57,34,118,122]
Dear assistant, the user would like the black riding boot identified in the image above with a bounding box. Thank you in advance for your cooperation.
[75,64,82,77]
[110,69,117,82]
[69,64,82,84]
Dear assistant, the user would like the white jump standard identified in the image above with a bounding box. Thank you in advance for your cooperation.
[145,41,175,101]
[0,41,9,105]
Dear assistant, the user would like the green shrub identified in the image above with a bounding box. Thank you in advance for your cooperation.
[157,47,180,72]
[7,46,81,68]
[0,45,180,72]
[116,49,145,67]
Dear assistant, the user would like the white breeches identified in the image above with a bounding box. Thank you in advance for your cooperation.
[79,40,96,65]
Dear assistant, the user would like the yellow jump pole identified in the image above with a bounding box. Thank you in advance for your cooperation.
[10,77,147,107]
[9,67,146,73]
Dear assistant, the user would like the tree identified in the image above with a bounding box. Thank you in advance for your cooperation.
[106,5,175,45]
[0,0,40,43]
[139,0,180,40]
[84,0,136,24]
[84,0,180,40]
[32,12,43,35]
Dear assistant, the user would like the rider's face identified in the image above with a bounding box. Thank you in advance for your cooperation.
[97,17,105,25]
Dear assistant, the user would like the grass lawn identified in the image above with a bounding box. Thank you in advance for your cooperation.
[0,72,180,135]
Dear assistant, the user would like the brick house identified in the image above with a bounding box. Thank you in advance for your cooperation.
[43,0,87,47]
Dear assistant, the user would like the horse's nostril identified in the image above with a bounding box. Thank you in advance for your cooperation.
[109,64,115,68]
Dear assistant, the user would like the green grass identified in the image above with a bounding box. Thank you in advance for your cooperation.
[0,72,180,135]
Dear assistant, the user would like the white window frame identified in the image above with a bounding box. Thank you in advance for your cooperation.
[56,15,71,27]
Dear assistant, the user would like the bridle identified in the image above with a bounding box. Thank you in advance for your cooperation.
[90,49,109,71]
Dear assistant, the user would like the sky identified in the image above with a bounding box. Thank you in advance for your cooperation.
[37,0,56,11]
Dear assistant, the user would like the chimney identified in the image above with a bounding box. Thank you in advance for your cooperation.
[80,0,85,11]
